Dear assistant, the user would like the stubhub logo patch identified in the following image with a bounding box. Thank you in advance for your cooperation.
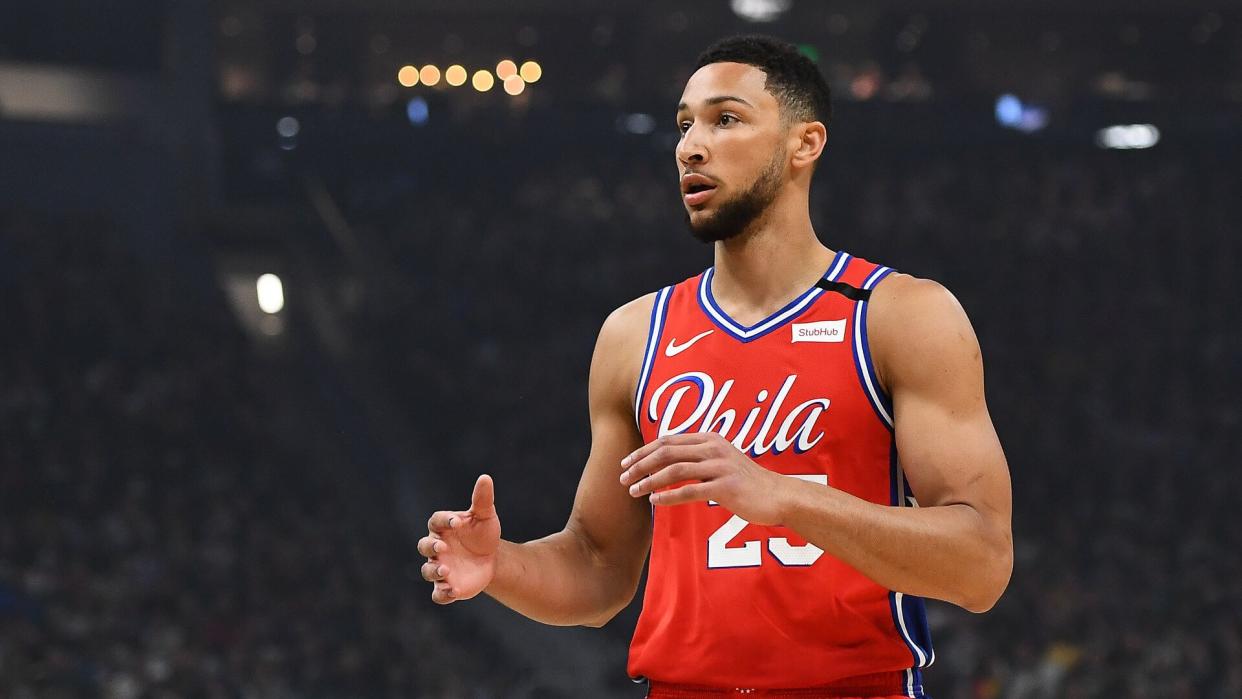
[791,319,847,343]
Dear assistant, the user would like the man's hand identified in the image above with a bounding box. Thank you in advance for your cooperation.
[418,474,502,604]
[619,433,786,525]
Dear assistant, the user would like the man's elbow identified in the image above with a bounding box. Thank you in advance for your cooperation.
[578,562,642,628]
[961,587,1004,614]
[582,594,636,628]
[961,543,1013,614]
[582,614,613,629]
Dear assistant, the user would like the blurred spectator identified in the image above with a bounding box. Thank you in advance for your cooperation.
[0,213,530,698]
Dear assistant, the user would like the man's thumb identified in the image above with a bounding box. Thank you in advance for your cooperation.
[470,474,496,518]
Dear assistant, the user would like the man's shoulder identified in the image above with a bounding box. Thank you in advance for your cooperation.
[600,272,699,340]
[866,272,980,393]
[589,291,664,410]
[608,291,660,326]
[594,290,662,370]
[600,292,658,345]
[869,272,960,314]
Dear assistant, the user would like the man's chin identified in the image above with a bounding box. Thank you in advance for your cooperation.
[685,210,744,244]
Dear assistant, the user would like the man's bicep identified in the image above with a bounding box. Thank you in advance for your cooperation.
[894,389,1009,516]
[567,405,652,572]
[565,296,655,575]
[879,279,1010,518]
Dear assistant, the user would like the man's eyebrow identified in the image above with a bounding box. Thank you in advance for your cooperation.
[676,95,755,112]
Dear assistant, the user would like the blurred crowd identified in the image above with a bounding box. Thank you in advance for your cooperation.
[0,215,529,698]
[345,139,1241,697]
[1,135,1238,698]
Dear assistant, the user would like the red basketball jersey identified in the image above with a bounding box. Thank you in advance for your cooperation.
[627,250,934,697]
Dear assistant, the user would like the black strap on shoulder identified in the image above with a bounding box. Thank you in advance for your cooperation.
[816,278,871,302]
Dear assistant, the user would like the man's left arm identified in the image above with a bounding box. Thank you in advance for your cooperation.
[618,274,1012,613]
[777,274,1013,612]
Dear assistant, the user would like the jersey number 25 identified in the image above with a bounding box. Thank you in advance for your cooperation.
[707,474,827,569]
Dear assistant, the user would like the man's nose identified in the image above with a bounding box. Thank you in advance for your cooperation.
[676,126,708,166]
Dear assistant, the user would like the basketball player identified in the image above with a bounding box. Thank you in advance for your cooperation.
[418,35,1012,698]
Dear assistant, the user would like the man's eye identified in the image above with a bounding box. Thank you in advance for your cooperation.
[718,114,737,126]
[678,121,691,133]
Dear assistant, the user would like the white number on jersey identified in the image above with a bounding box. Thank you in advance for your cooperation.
[706,474,828,569]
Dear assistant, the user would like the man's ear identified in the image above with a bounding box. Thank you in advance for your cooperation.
[790,121,827,169]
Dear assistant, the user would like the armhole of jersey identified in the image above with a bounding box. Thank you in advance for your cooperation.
[634,286,674,430]
[889,443,936,678]
[851,266,897,430]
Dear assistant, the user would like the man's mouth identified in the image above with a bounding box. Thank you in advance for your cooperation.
[681,174,718,206]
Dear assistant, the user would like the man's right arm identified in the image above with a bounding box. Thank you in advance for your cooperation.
[480,294,656,627]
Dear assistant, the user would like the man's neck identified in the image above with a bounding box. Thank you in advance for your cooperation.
[709,201,834,326]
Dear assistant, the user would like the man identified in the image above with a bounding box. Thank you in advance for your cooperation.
[418,35,1012,698]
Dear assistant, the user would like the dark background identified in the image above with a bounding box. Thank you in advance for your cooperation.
[1,1,1239,697]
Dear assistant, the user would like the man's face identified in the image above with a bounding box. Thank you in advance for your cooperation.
[675,62,787,243]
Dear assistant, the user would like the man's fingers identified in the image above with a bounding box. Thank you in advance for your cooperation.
[620,444,708,486]
[417,536,446,558]
[621,433,707,469]
[626,461,712,498]
[431,582,456,604]
[421,560,449,582]
[427,511,456,533]
[650,481,712,507]
[471,474,496,519]
[429,475,496,534]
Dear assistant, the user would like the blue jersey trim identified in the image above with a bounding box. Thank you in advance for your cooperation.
[900,476,936,668]
[850,265,896,430]
[887,442,936,680]
[900,593,936,668]
[695,250,851,343]
[634,286,673,428]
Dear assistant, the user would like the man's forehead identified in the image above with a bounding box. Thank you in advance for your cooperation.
[677,62,775,111]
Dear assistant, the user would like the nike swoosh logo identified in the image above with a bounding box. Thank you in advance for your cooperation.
[665,330,713,357]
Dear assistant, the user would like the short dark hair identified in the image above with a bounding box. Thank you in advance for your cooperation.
[695,35,832,127]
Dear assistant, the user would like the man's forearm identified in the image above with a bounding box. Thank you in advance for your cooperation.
[485,530,633,627]
[777,479,1012,612]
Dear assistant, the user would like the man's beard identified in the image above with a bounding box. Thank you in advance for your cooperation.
[684,152,783,244]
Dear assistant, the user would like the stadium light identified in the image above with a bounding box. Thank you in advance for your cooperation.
[995,95,1022,127]
[275,116,300,138]
[257,274,285,314]
[1096,124,1160,150]
[445,65,468,86]
[995,94,1049,134]
[419,65,441,87]
[407,97,429,125]
[496,60,518,80]
[503,75,526,96]
[472,70,495,92]
[397,65,419,87]
[731,0,792,23]
[619,113,656,135]
[519,61,542,83]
